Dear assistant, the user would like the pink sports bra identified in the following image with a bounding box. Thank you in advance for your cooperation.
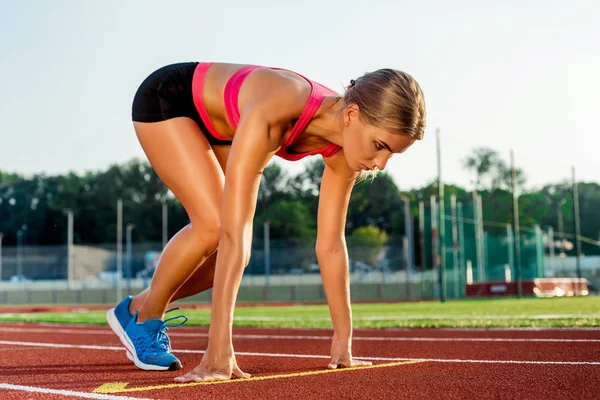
[191,62,341,161]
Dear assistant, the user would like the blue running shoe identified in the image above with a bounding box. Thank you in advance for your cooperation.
[121,310,188,371]
[106,296,133,337]
[107,297,182,362]
[106,296,135,361]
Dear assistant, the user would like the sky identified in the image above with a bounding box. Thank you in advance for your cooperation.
[0,0,598,191]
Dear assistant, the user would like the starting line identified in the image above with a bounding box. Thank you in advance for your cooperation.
[93,360,423,394]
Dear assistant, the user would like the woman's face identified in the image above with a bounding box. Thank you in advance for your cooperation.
[342,105,416,172]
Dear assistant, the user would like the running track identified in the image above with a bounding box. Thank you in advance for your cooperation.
[0,322,599,399]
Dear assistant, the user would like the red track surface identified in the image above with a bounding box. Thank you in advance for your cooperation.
[0,322,599,399]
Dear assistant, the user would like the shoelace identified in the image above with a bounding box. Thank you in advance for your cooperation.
[153,314,188,352]
[160,307,182,349]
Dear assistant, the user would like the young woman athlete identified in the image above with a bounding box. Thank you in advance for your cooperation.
[106,61,426,382]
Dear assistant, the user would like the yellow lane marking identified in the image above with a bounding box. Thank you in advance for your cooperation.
[93,360,425,393]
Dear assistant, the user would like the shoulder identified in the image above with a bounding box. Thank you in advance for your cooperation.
[239,68,312,126]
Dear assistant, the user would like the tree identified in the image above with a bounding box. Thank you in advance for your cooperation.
[289,158,325,197]
[263,199,314,239]
[491,162,526,191]
[1,148,599,261]
[462,148,502,190]
[462,147,525,191]
[288,158,324,218]
[347,172,404,234]
[257,163,290,206]
[348,226,388,266]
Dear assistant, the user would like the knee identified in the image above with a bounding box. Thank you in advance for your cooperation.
[188,219,221,253]
[221,227,252,267]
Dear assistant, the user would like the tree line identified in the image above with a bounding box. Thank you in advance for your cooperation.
[1,148,598,256]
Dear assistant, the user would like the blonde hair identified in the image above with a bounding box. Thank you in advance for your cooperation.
[345,68,426,139]
[345,68,426,182]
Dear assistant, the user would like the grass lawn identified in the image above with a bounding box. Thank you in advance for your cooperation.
[0,296,598,328]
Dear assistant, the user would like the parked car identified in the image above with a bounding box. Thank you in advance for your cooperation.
[9,274,32,282]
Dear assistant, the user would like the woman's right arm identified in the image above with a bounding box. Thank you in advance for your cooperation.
[207,109,280,348]
[207,68,312,352]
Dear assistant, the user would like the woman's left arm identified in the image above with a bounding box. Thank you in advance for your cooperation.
[316,150,371,369]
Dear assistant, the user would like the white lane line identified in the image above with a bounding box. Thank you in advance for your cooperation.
[353,356,600,366]
[1,327,598,343]
[0,383,152,400]
[2,321,598,332]
[406,327,600,332]
[227,334,600,343]
[0,327,114,335]
[1,314,598,322]
[233,314,600,321]
[0,340,123,351]
[1,340,599,366]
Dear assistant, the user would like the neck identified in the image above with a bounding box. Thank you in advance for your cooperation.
[306,96,345,146]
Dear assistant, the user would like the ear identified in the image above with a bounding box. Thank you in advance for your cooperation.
[344,104,360,126]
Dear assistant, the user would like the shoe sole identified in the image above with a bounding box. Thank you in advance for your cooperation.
[106,308,134,362]
[120,329,182,371]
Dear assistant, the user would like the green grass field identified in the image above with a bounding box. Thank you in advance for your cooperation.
[1,297,599,328]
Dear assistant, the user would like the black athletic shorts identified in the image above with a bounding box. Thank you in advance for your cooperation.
[131,62,232,146]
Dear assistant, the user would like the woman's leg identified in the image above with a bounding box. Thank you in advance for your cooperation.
[131,249,216,310]
[127,145,230,312]
[131,117,226,322]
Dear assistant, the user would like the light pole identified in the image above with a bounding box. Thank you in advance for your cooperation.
[0,233,3,289]
[116,199,123,302]
[64,209,74,289]
[17,226,27,278]
[126,223,135,291]
[510,150,522,298]
[572,167,583,292]
[557,198,567,256]
[161,197,168,249]
[436,128,446,303]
